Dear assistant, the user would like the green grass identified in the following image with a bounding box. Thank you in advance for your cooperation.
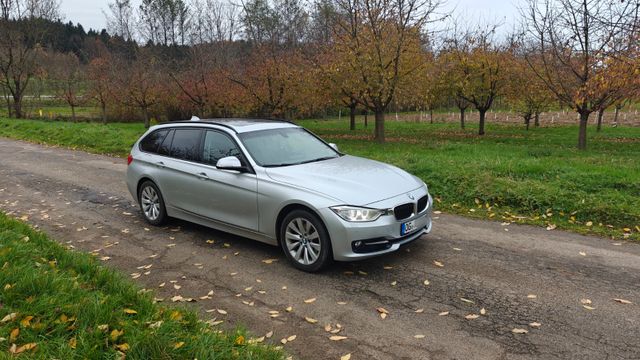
[0,212,284,359]
[0,117,638,241]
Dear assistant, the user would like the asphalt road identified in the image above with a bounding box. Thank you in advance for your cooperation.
[0,138,638,360]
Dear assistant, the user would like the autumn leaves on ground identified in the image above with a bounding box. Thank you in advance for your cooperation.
[0,212,284,358]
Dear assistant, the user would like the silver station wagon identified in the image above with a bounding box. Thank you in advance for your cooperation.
[126,118,433,271]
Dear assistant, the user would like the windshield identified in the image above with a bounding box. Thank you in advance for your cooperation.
[239,127,340,167]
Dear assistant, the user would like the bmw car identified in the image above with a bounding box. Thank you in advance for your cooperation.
[126,118,432,272]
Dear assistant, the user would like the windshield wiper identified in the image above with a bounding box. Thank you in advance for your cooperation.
[263,156,338,168]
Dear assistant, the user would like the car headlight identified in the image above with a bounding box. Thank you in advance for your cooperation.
[330,206,388,222]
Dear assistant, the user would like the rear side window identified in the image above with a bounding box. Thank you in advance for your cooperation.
[170,129,202,161]
[139,129,168,153]
[202,130,242,166]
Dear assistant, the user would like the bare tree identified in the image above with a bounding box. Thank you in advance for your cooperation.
[104,0,135,41]
[522,0,640,149]
[49,52,86,121]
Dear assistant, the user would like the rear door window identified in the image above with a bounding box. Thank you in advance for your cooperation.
[202,130,242,166]
[169,129,202,162]
[139,129,168,153]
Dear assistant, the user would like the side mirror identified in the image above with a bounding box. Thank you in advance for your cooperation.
[328,143,339,152]
[216,156,246,172]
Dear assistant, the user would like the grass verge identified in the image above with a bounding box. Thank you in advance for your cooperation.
[0,211,284,359]
[0,117,638,241]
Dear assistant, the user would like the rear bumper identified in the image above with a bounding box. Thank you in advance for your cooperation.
[321,191,433,261]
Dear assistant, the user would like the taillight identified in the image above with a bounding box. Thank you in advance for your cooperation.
[127,154,133,165]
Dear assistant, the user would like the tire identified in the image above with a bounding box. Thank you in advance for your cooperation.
[138,180,167,226]
[279,209,333,272]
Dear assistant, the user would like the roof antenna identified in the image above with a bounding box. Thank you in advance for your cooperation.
[190,116,200,121]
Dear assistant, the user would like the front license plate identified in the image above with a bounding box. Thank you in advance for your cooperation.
[401,220,417,235]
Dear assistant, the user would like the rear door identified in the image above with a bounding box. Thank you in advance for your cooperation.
[190,129,259,230]
[156,128,205,214]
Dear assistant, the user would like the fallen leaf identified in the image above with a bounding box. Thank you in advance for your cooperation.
[438,311,449,316]
[174,341,185,349]
[262,259,278,264]
[115,343,130,352]
[235,335,245,345]
[415,308,424,313]
[546,224,556,231]
[110,329,124,341]
[341,354,352,360]
[529,322,542,328]
[391,281,397,286]
[383,265,393,270]
[10,328,19,342]
[423,279,430,286]
[465,314,479,320]
[480,308,487,315]
[580,299,592,305]
[265,331,273,338]
[512,328,528,334]
[460,298,474,304]
[1,313,17,323]
[527,294,537,299]
[579,251,586,256]
[433,260,444,267]
[304,298,316,304]
[305,317,318,324]
[583,305,596,310]
[414,334,425,339]
[613,298,632,304]
[123,309,137,315]
[216,309,227,315]
[329,335,348,341]
[285,306,293,312]
[20,315,33,328]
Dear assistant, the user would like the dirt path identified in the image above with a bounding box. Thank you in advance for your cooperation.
[0,138,638,360]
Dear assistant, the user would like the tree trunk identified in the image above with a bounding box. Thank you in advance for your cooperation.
[374,110,385,143]
[349,100,356,131]
[613,106,620,125]
[524,113,531,131]
[596,108,604,132]
[578,111,589,150]
[534,112,540,127]
[71,105,76,122]
[459,107,465,129]
[363,110,368,128]
[143,107,150,129]
[429,109,433,124]
[12,97,22,118]
[478,109,486,135]
[101,102,107,124]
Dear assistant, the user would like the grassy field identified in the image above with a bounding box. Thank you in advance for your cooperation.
[0,117,638,241]
[0,211,283,358]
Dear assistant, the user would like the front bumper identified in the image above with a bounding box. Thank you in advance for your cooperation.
[321,190,433,261]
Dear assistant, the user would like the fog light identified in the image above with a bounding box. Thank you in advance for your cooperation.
[354,241,363,248]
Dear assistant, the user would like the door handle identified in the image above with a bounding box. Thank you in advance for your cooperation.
[197,172,209,179]
[156,161,165,168]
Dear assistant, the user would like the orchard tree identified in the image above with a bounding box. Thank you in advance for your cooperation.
[87,56,113,124]
[505,54,554,129]
[115,51,165,128]
[330,0,442,143]
[522,0,640,149]
[443,24,507,135]
[50,51,86,121]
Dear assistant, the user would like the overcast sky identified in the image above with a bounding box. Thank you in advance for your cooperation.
[61,0,525,33]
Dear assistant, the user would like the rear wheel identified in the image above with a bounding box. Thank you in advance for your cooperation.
[138,181,167,226]
[280,209,332,272]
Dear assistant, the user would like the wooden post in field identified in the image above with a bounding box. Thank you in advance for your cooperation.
[338,109,341,122]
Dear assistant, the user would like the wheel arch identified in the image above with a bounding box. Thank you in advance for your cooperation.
[275,203,330,245]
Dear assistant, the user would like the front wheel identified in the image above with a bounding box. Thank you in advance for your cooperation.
[138,180,167,226]
[280,209,333,272]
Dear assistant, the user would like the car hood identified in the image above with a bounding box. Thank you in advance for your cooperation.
[264,155,423,206]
